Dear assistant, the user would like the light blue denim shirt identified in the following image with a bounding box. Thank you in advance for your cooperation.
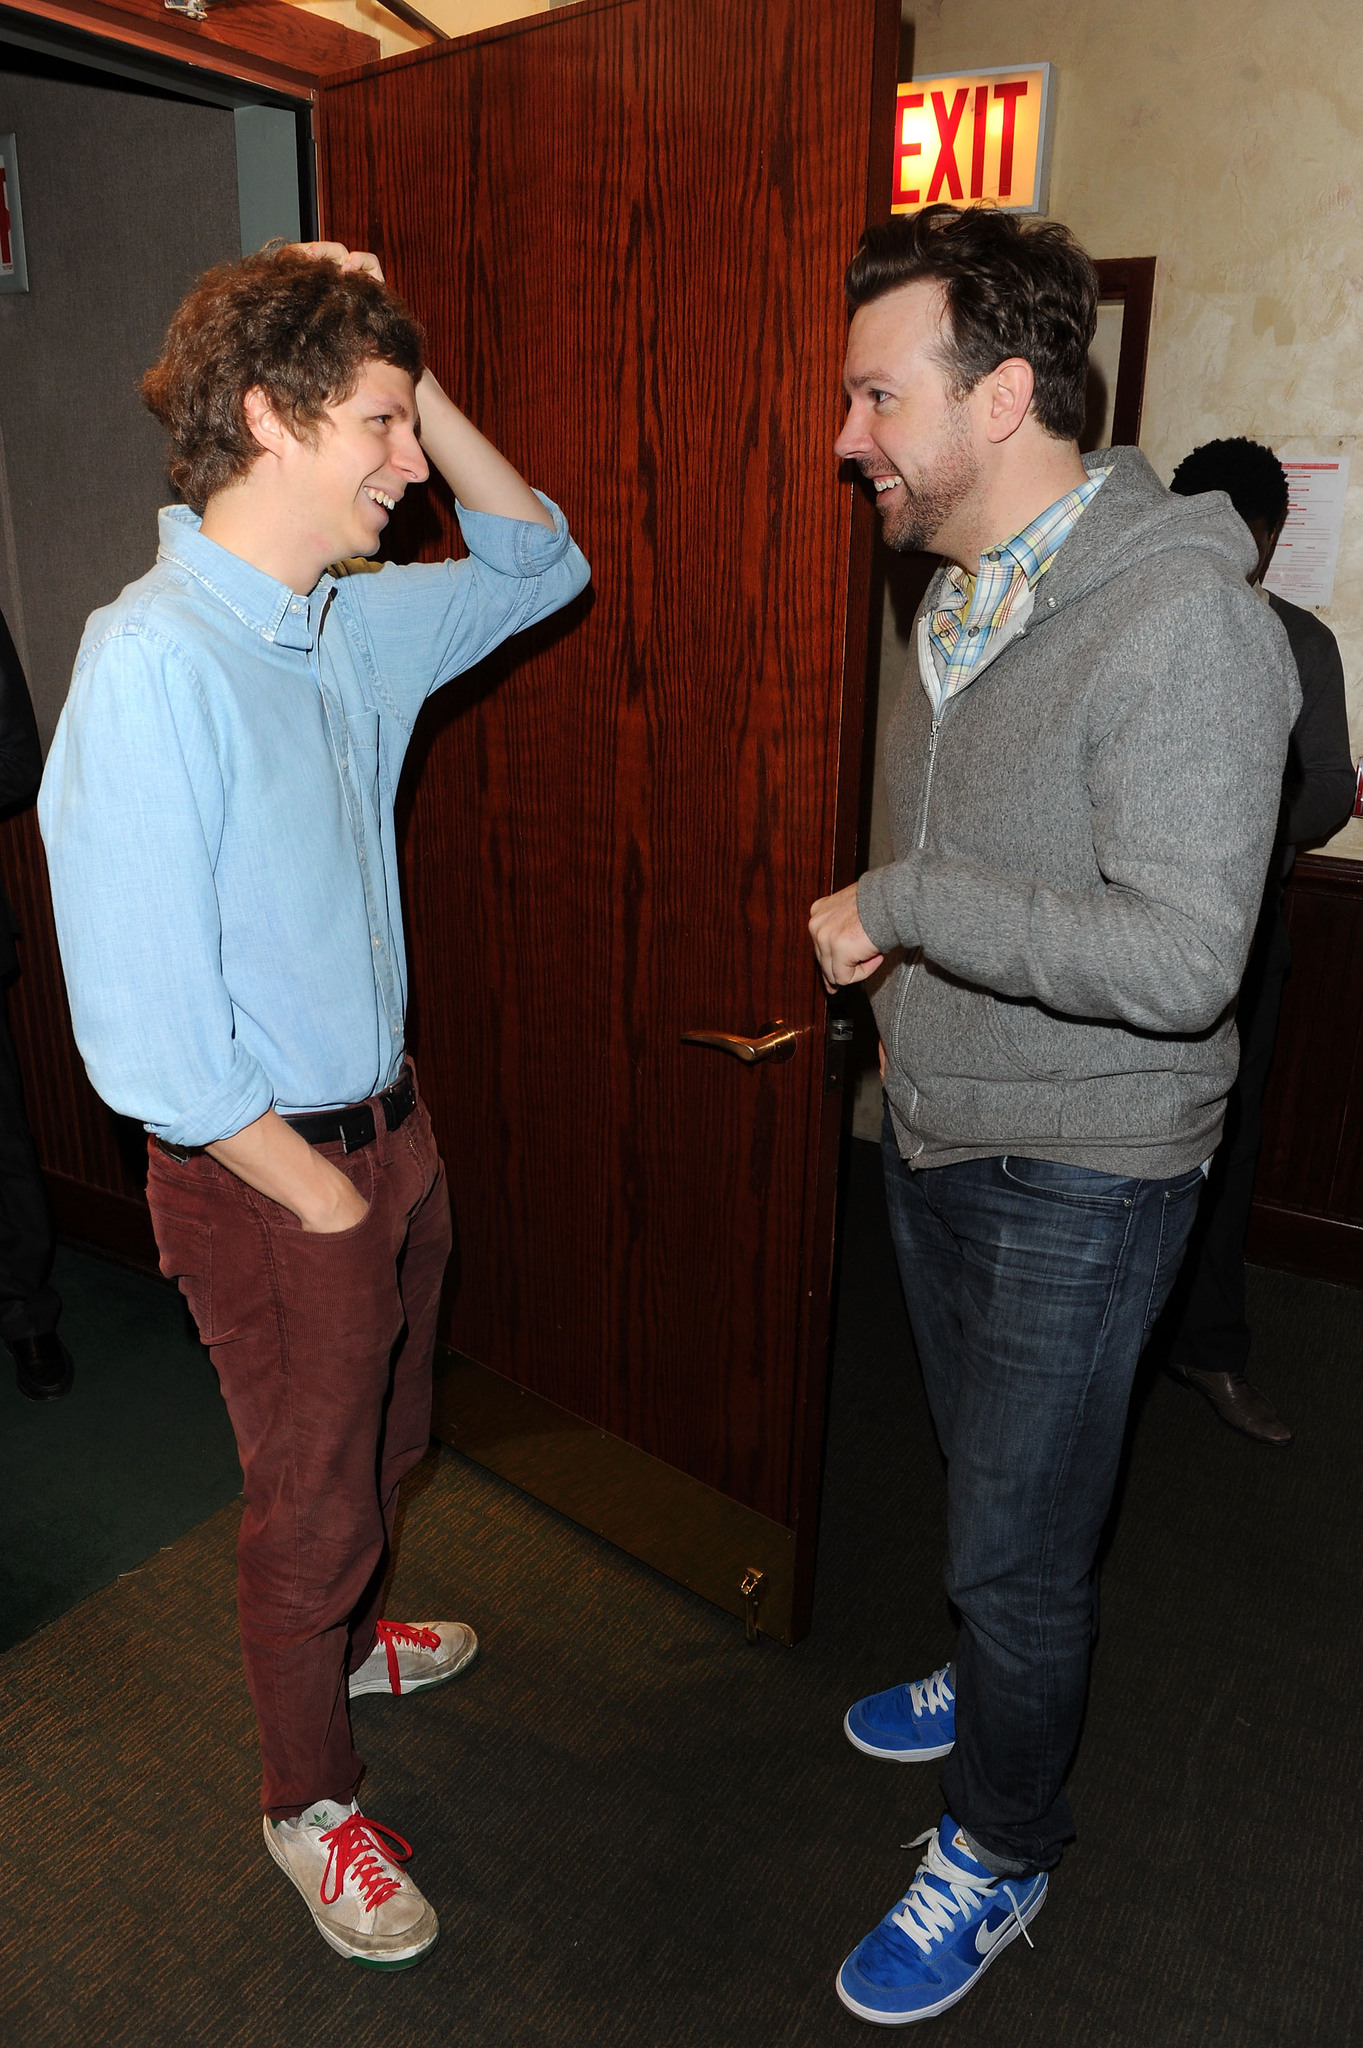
[39,496,590,1145]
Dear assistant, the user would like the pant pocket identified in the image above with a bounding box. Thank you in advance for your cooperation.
[1144,1170,1204,1329]
[151,1211,214,1344]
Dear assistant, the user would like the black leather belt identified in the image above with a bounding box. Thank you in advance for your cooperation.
[285,1067,416,1153]
[156,1068,416,1162]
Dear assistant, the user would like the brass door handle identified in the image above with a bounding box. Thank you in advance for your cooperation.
[680,1022,798,1065]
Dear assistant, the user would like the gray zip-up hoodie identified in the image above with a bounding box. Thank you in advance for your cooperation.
[856,446,1301,1179]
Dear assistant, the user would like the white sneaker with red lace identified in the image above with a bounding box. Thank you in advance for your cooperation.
[264,1798,438,1967]
[348,1619,479,1698]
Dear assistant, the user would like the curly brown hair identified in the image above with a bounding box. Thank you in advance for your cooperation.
[845,206,1098,442]
[141,246,425,511]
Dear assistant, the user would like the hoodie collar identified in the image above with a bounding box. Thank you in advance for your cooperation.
[1031,445,1259,614]
[156,505,333,652]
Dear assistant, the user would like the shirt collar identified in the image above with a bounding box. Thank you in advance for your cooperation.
[939,468,1111,610]
[156,505,334,652]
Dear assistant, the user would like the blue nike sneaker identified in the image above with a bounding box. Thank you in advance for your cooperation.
[836,1817,1046,2025]
[844,1664,956,1761]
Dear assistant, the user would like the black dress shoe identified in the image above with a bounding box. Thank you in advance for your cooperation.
[9,1332,75,1402]
[1169,1362,1292,1445]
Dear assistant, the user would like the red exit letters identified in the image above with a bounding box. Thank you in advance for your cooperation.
[893,74,1038,211]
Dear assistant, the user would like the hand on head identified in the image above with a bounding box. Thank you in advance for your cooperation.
[291,240,386,284]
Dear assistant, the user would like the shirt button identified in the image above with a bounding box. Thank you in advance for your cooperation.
[968,625,980,635]
[373,937,382,949]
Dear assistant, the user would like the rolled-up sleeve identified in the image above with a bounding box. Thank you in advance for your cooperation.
[337,492,591,721]
[38,631,274,1145]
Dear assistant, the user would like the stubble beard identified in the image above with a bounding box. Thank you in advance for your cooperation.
[876,405,979,555]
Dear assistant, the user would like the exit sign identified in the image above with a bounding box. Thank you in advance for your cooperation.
[893,66,1054,217]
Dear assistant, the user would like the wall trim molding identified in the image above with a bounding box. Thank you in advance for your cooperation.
[1289,850,1363,896]
[1093,256,1156,448]
[1247,1202,1363,1291]
[2,0,375,95]
[48,1172,158,1273]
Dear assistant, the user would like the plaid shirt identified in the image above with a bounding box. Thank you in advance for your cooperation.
[924,470,1110,714]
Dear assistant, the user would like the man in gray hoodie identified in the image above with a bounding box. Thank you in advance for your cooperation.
[809,206,1298,2028]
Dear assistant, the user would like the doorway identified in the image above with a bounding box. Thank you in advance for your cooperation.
[0,22,311,741]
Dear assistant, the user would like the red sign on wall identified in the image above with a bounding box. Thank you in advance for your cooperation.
[0,161,13,272]
[0,134,27,292]
[893,67,1054,217]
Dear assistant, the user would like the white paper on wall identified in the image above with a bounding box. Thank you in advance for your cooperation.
[1263,457,1351,610]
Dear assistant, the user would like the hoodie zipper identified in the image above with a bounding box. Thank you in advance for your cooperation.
[887,596,1040,1139]
[887,707,945,1146]
[916,715,943,849]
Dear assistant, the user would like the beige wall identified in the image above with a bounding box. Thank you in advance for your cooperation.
[903,0,1363,856]
[290,0,554,64]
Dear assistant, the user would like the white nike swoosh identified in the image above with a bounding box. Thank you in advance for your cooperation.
[975,1915,1010,1957]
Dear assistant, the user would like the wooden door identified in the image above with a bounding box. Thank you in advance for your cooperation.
[316,0,898,1642]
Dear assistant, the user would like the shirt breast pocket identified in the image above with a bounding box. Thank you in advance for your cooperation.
[346,709,383,807]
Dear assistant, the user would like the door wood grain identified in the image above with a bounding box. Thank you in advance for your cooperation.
[317,0,899,1632]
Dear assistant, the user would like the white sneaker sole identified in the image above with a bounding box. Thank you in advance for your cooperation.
[348,1626,479,1699]
[835,1879,1046,2024]
[842,1708,955,1762]
[263,1818,439,1968]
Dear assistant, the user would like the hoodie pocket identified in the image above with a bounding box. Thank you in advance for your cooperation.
[985,994,1187,1082]
[982,995,1238,1146]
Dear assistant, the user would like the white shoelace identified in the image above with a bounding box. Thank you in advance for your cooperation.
[891,1828,1034,1959]
[909,1666,954,1719]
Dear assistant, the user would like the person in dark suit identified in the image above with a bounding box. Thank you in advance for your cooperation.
[1163,437,1355,1442]
[0,604,71,1399]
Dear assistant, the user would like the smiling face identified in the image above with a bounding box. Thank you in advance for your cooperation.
[833,280,982,556]
[269,357,430,571]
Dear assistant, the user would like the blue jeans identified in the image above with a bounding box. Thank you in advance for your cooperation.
[881,1113,1203,1875]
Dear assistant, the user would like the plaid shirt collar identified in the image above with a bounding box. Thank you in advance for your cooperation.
[924,469,1110,713]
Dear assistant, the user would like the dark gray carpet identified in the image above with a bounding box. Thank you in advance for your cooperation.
[0,1141,1358,2045]
[0,1246,242,1653]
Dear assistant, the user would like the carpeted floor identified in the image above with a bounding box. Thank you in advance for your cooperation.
[0,1142,1359,2045]
[0,1246,242,1654]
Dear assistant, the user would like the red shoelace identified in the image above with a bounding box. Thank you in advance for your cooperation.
[374,1619,441,1695]
[318,1812,413,1913]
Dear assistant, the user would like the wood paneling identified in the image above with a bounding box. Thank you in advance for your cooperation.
[318,0,899,1621]
[1248,853,1363,1285]
[0,810,147,1200]
[6,0,376,94]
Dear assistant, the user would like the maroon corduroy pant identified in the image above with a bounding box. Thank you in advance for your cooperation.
[145,1079,451,1819]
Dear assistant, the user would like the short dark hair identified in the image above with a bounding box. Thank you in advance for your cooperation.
[142,246,425,512]
[844,205,1099,441]
[1168,437,1289,529]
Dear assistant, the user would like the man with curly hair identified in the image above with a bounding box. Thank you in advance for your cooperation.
[39,241,589,1968]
